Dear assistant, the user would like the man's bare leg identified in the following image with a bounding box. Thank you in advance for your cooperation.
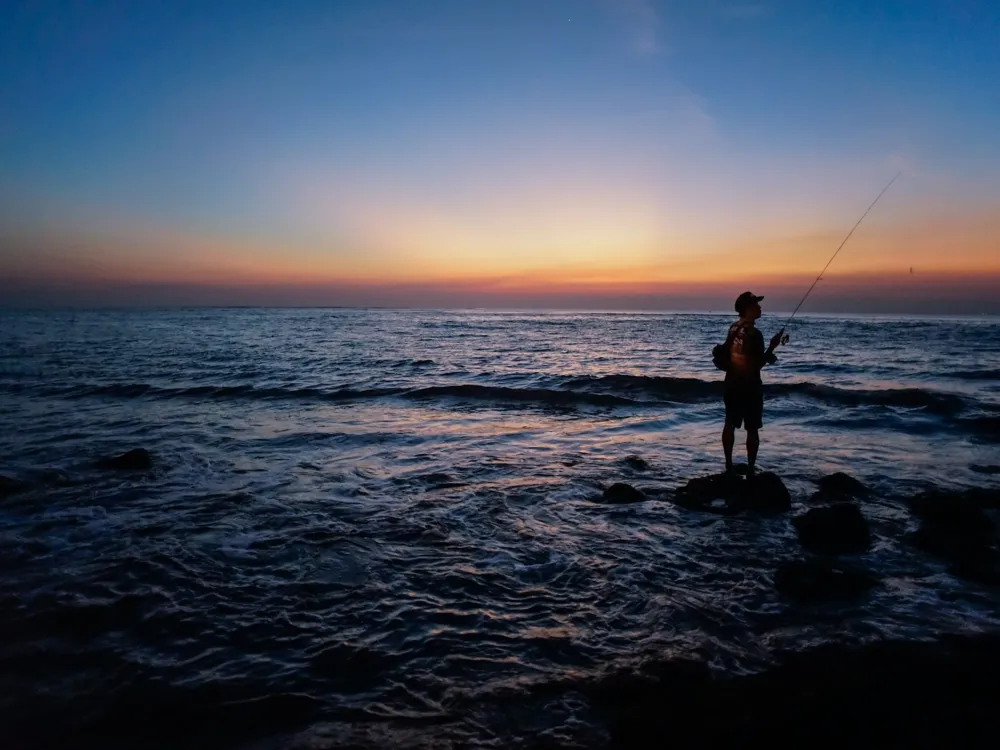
[746,427,759,475]
[723,420,735,472]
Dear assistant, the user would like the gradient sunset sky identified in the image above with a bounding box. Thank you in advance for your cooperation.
[2,1,998,312]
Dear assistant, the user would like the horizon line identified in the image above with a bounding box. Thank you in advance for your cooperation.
[2,305,998,320]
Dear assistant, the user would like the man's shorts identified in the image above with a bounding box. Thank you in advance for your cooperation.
[724,382,764,430]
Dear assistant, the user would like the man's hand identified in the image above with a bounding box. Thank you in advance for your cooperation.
[769,332,783,350]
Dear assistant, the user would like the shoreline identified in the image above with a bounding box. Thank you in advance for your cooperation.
[600,631,1000,748]
[4,632,1000,749]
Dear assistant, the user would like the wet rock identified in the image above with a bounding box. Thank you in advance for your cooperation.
[96,448,153,471]
[906,488,1000,586]
[906,522,1000,587]
[0,475,29,497]
[671,472,744,515]
[601,482,646,504]
[962,487,1000,510]
[622,455,650,471]
[673,472,790,514]
[947,549,1000,587]
[676,472,741,501]
[906,527,967,560]
[774,559,878,601]
[741,471,792,512]
[908,491,997,536]
[811,472,869,503]
[793,503,871,554]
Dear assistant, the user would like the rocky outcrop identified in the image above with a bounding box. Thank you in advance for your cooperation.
[740,472,793,512]
[906,488,1000,586]
[811,471,870,503]
[601,482,646,504]
[673,472,742,509]
[622,455,650,471]
[792,503,871,554]
[673,472,791,514]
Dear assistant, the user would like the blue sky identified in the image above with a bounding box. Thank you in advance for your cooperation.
[2,1,998,310]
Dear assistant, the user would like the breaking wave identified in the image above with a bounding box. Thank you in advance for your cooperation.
[0,375,986,416]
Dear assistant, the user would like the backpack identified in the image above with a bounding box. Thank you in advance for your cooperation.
[712,328,735,372]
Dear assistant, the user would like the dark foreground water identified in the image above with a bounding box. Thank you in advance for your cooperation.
[1,308,999,748]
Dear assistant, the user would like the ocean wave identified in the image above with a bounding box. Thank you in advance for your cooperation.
[767,382,969,415]
[565,374,971,415]
[0,376,988,416]
[561,374,714,402]
[950,369,1000,381]
[404,384,639,407]
[25,382,406,402]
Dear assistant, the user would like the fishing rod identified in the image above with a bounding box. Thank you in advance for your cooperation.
[775,171,901,344]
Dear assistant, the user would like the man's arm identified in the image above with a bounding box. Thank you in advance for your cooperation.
[749,329,777,369]
[763,331,780,365]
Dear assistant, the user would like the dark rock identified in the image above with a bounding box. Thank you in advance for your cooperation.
[906,527,967,560]
[677,472,742,501]
[908,491,997,536]
[671,473,743,515]
[905,490,1000,586]
[907,527,1000,587]
[774,559,878,601]
[963,487,1000,510]
[948,556,1000,587]
[793,503,871,554]
[742,471,792,512]
[96,448,154,471]
[622,455,650,471]
[600,633,1000,748]
[601,482,646,504]
[814,471,869,500]
[673,471,790,514]
[0,475,29,496]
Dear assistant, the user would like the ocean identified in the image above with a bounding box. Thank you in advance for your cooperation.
[1,308,999,748]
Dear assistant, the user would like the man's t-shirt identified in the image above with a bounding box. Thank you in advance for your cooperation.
[725,319,770,387]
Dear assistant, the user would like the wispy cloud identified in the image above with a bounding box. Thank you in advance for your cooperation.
[609,0,663,56]
[719,3,769,21]
[675,91,718,140]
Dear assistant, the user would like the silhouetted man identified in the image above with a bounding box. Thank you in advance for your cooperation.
[723,291,783,475]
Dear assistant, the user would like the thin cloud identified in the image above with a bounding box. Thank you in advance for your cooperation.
[609,0,663,56]
[675,92,718,140]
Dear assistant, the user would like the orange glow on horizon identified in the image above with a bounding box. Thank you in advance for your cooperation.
[3,205,999,298]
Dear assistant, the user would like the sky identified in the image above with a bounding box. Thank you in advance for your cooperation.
[1,0,999,312]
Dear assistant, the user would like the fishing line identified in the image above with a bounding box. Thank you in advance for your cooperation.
[776,171,901,343]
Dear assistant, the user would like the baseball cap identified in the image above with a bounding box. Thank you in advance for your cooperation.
[735,291,764,314]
